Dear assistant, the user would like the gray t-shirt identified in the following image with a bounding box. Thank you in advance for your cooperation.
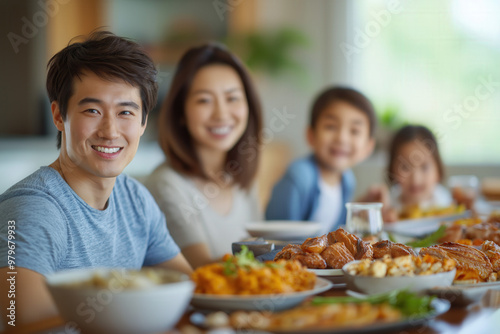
[0,167,179,276]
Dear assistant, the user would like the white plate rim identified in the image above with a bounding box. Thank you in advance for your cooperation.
[308,268,343,276]
[253,298,451,333]
[245,221,322,232]
[383,211,471,237]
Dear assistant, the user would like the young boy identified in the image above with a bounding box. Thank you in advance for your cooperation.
[266,87,377,234]
[0,31,191,326]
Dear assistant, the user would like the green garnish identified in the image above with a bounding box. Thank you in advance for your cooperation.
[312,290,435,317]
[223,245,283,276]
[387,232,397,242]
[406,225,447,248]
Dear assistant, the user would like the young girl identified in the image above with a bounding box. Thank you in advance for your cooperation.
[145,43,263,268]
[387,125,452,215]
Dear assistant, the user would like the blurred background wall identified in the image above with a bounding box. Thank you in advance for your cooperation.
[1,0,499,203]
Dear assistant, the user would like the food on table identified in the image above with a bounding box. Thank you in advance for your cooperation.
[488,212,500,223]
[329,228,361,256]
[465,221,500,245]
[405,225,448,248]
[452,218,483,226]
[302,234,328,253]
[436,218,500,246]
[61,268,173,289]
[456,239,484,246]
[192,246,316,295]
[345,254,456,278]
[275,228,373,269]
[211,290,434,331]
[438,224,465,243]
[419,242,499,283]
[275,228,413,269]
[321,242,355,269]
[482,240,500,272]
[230,302,400,331]
[399,204,465,220]
[293,251,328,269]
[372,240,417,259]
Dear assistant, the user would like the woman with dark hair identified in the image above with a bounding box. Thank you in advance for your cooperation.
[145,43,263,268]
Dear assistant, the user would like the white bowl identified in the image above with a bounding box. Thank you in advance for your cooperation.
[342,261,456,295]
[245,221,322,240]
[46,268,194,334]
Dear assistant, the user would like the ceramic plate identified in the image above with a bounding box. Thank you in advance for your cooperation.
[245,221,322,240]
[191,277,332,312]
[383,211,471,237]
[308,269,343,276]
[308,268,345,285]
[342,261,456,295]
[427,280,500,306]
[266,298,450,334]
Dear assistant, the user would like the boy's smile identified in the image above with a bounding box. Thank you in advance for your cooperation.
[52,71,145,181]
[308,101,374,176]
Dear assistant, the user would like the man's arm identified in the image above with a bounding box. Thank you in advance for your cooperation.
[180,243,218,269]
[0,267,58,327]
[153,253,193,275]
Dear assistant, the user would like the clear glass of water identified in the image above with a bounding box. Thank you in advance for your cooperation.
[345,202,384,238]
[448,175,479,209]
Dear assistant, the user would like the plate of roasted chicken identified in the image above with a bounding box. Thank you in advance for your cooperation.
[273,228,417,280]
[420,241,500,305]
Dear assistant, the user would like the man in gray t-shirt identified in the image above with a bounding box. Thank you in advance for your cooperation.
[0,31,192,326]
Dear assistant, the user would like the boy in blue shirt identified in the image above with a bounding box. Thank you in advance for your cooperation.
[266,87,378,233]
[0,31,191,326]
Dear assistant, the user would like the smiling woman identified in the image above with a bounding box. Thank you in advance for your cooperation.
[144,43,264,269]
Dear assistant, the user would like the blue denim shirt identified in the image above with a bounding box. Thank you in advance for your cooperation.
[265,155,356,231]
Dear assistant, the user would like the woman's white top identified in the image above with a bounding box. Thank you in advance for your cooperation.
[144,163,261,259]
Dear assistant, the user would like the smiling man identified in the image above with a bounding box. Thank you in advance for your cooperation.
[0,31,192,326]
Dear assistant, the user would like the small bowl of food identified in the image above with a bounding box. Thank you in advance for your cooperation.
[342,255,456,295]
[46,267,194,334]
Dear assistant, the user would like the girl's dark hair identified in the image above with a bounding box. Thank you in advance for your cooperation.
[387,125,445,183]
[46,30,158,149]
[158,43,263,189]
[309,86,376,137]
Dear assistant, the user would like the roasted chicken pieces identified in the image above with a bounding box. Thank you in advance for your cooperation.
[274,228,410,269]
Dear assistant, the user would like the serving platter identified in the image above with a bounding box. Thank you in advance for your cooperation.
[263,298,450,334]
[191,277,333,312]
[427,280,500,306]
[308,268,345,285]
[245,221,322,240]
[383,211,471,237]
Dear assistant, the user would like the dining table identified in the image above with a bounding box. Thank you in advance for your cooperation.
[9,285,500,334]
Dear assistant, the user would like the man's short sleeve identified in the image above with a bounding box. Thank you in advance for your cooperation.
[0,194,68,276]
[140,190,180,266]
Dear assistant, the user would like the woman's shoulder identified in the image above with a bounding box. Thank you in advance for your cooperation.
[144,162,195,196]
[146,162,189,185]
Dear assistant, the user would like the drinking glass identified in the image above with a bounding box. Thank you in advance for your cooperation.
[345,202,384,238]
[448,175,479,210]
